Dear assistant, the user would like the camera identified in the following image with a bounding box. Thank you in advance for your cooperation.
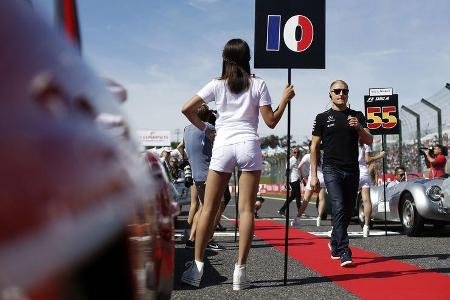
[184,164,193,187]
[419,146,434,157]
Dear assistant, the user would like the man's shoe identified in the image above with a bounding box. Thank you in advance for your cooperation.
[340,251,353,267]
[290,217,301,227]
[328,242,340,260]
[363,225,370,238]
[233,264,252,290]
[207,240,225,251]
[185,240,195,249]
[181,261,203,287]
[216,223,227,232]
[316,216,321,227]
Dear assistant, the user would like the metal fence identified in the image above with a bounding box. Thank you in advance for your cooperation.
[378,83,450,175]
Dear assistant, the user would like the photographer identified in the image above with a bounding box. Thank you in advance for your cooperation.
[421,144,447,179]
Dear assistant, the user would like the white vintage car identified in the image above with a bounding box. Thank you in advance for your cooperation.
[357,174,450,236]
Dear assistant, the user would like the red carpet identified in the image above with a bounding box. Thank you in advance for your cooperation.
[254,220,450,299]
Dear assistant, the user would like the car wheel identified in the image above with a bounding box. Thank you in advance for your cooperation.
[358,200,365,228]
[401,194,424,236]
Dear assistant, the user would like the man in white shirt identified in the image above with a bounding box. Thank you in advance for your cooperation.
[387,166,406,188]
[278,147,302,216]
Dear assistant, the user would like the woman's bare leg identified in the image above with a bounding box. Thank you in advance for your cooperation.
[317,188,326,218]
[361,187,372,225]
[194,170,231,262]
[189,206,202,241]
[237,170,261,265]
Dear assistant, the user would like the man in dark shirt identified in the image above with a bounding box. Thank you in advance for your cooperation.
[310,80,373,267]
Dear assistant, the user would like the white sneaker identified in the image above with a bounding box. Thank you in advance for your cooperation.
[181,261,203,287]
[290,217,301,227]
[316,216,321,227]
[233,264,252,290]
[363,225,370,238]
[327,227,333,238]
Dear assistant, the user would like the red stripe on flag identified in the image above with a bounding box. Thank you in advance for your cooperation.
[254,220,450,299]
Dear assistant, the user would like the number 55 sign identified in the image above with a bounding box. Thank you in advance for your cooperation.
[364,93,400,135]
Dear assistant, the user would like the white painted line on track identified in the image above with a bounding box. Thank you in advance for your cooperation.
[307,230,400,237]
[175,232,240,238]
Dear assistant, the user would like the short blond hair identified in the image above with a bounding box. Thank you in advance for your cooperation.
[329,80,348,90]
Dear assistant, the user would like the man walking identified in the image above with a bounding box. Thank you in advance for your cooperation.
[310,80,372,267]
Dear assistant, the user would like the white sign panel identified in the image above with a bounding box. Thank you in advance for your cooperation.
[137,130,171,147]
[369,88,393,96]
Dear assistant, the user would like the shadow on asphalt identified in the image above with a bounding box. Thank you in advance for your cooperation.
[326,268,449,282]
[173,247,228,291]
[350,253,450,267]
[250,276,333,287]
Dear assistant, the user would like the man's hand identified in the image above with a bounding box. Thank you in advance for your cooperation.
[347,115,361,130]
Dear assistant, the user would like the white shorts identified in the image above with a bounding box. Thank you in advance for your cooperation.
[359,174,372,189]
[209,140,262,173]
[305,173,325,190]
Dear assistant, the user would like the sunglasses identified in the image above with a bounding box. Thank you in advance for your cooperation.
[396,173,405,176]
[331,88,349,95]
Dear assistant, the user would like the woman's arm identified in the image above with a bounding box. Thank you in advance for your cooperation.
[260,84,295,129]
[365,150,385,164]
[181,95,207,131]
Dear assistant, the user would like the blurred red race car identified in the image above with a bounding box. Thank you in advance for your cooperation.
[0,0,174,299]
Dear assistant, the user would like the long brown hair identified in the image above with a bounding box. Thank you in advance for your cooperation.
[221,39,251,94]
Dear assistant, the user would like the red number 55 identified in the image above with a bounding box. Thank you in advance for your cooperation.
[367,106,397,129]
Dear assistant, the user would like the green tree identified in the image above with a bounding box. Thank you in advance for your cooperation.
[280,135,296,147]
[260,135,281,148]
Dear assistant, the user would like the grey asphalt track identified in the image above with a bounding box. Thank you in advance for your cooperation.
[172,196,450,299]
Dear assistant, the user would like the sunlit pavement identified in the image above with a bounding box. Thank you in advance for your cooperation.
[172,196,450,299]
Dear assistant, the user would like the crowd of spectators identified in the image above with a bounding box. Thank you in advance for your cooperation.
[262,132,449,184]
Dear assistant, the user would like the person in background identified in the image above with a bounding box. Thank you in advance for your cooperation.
[254,196,265,219]
[358,142,385,237]
[160,149,172,180]
[177,140,198,240]
[181,38,295,290]
[277,147,302,216]
[387,166,407,188]
[422,144,447,179]
[183,104,225,252]
[291,145,326,227]
[169,157,182,180]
